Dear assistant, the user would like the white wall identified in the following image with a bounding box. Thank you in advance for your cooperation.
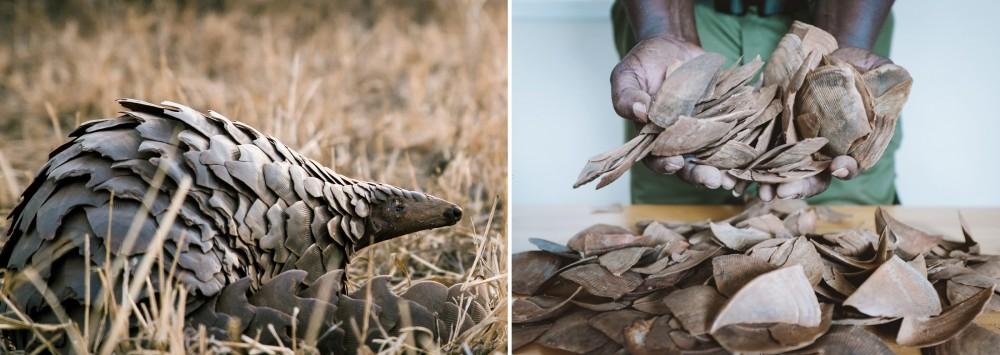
[512,0,1000,206]
[891,1,1000,206]
[512,0,630,206]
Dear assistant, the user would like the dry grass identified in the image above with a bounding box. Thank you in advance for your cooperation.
[0,0,507,353]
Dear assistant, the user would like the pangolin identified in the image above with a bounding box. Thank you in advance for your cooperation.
[0,99,484,353]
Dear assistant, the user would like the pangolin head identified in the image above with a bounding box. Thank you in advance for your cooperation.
[365,188,462,245]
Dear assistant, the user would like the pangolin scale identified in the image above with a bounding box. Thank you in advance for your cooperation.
[0,99,484,353]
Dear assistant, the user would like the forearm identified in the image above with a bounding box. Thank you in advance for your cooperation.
[813,0,893,50]
[622,0,699,44]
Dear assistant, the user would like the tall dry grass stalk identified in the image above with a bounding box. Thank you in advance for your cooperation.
[0,0,507,353]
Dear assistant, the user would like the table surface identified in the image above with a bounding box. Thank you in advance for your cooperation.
[512,204,1000,355]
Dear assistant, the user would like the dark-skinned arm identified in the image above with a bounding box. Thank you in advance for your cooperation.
[622,0,699,44]
[813,0,894,50]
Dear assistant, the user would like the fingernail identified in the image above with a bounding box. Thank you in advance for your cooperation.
[633,102,647,116]
[732,189,742,197]
[663,162,682,171]
[832,168,848,178]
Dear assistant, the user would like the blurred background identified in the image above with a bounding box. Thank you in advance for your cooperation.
[512,0,1000,208]
[0,0,507,352]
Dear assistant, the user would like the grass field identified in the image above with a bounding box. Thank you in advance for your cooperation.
[0,0,507,353]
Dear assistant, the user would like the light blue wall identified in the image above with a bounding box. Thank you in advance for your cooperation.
[890,1,1000,206]
[512,0,629,206]
[512,0,1000,207]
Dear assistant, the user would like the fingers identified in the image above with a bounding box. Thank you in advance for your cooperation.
[860,53,893,71]
[720,173,736,191]
[758,184,775,202]
[870,56,892,70]
[776,174,832,200]
[831,47,892,72]
[746,156,855,201]
[611,65,652,122]
[643,155,685,175]
[644,155,735,192]
[679,163,722,189]
[732,180,748,197]
[830,155,859,180]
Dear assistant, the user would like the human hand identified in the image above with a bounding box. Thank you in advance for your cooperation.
[753,48,889,200]
[612,35,704,123]
[755,155,860,201]
[614,36,729,189]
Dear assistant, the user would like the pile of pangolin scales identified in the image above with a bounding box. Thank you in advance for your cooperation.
[513,200,1000,354]
[575,21,913,190]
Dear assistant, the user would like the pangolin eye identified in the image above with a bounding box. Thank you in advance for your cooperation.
[395,203,406,213]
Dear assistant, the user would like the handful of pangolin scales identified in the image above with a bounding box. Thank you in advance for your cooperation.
[513,201,1000,354]
[575,21,913,190]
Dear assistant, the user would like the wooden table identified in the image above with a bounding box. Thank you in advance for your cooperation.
[512,205,1000,355]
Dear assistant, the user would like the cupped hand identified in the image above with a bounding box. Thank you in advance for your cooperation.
[612,35,704,123]
[614,36,724,188]
[754,47,887,201]
[756,155,859,201]
[750,47,884,201]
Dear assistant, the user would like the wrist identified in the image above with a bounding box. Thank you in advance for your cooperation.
[832,33,873,50]
[624,0,699,45]
[636,22,700,46]
[638,32,698,46]
[813,0,892,51]
[635,24,671,41]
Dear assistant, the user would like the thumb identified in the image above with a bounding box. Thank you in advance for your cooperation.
[830,155,859,180]
[611,66,652,122]
[642,155,684,175]
[776,174,831,199]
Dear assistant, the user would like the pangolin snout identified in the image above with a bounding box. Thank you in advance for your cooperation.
[367,192,463,244]
[444,205,463,224]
